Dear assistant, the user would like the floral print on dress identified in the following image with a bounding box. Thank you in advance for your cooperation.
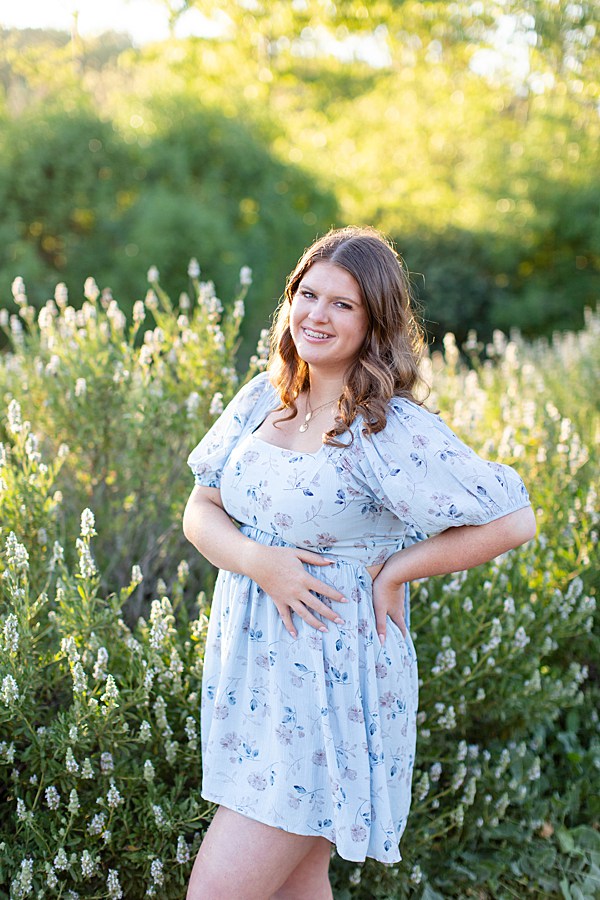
[187,372,531,863]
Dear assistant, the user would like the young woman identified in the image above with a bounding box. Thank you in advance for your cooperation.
[183,226,536,899]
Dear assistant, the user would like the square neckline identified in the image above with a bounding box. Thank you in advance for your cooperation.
[248,430,328,459]
[248,401,333,457]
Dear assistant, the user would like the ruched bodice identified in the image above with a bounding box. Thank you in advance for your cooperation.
[220,430,408,567]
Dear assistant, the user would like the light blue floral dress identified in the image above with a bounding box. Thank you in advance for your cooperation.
[187,372,530,863]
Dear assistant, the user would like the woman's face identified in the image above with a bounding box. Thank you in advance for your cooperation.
[289,261,369,379]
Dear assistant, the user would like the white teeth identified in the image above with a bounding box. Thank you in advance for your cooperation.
[304,328,330,339]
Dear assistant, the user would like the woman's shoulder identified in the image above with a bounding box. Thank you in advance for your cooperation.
[387,394,435,418]
[239,369,274,397]
[187,371,277,479]
[351,394,439,441]
[229,370,277,409]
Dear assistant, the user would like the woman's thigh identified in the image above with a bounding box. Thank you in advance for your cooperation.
[186,805,331,900]
[269,839,333,900]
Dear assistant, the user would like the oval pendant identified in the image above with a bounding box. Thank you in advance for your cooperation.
[299,422,308,433]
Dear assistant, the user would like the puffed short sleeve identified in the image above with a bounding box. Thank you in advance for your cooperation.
[187,372,271,488]
[355,398,531,537]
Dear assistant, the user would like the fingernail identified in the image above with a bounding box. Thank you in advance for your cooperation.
[334,617,345,625]
[378,633,385,646]
[319,625,328,633]
[290,631,297,640]
[339,597,349,603]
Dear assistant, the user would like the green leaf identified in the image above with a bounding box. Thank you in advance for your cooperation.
[420,886,446,900]
[570,886,591,900]
[568,826,600,854]
[560,877,573,899]
[448,863,478,882]
[557,827,576,854]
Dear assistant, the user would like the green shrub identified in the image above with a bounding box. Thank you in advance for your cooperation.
[0,101,338,355]
[400,195,600,350]
[0,411,209,897]
[0,264,261,610]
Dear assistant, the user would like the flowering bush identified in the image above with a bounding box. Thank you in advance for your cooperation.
[0,399,216,897]
[0,266,266,614]
[0,263,597,898]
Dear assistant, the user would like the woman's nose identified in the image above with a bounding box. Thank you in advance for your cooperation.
[307,298,328,321]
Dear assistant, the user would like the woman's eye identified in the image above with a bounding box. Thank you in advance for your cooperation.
[335,302,352,309]
[300,290,315,299]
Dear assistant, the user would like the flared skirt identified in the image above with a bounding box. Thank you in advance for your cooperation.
[200,525,419,864]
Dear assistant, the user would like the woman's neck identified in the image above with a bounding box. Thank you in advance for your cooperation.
[304,370,345,407]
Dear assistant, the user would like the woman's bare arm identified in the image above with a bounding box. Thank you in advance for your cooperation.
[183,485,263,574]
[372,505,537,643]
[182,486,348,637]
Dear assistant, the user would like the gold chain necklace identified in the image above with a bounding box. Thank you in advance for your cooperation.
[298,393,339,433]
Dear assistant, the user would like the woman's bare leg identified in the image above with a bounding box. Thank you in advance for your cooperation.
[186,805,332,900]
[269,839,333,900]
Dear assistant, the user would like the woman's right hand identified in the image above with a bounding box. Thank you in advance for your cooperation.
[244,544,348,638]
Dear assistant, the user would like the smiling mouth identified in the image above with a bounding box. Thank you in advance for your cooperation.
[302,327,333,340]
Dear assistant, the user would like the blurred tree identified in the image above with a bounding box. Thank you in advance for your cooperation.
[503,0,599,86]
[0,99,337,357]
[0,106,135,301]
[149,0,195,35]
[0,0,598,346]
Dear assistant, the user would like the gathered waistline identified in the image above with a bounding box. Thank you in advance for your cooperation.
[238,522,403,570]
[238,523,412,632]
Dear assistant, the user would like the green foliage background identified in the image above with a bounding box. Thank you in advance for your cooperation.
[0,0,599,352]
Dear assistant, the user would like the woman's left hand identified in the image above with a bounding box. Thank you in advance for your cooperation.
[371,569,407,645]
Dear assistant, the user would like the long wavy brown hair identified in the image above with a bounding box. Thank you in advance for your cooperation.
[268,225,429,446]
